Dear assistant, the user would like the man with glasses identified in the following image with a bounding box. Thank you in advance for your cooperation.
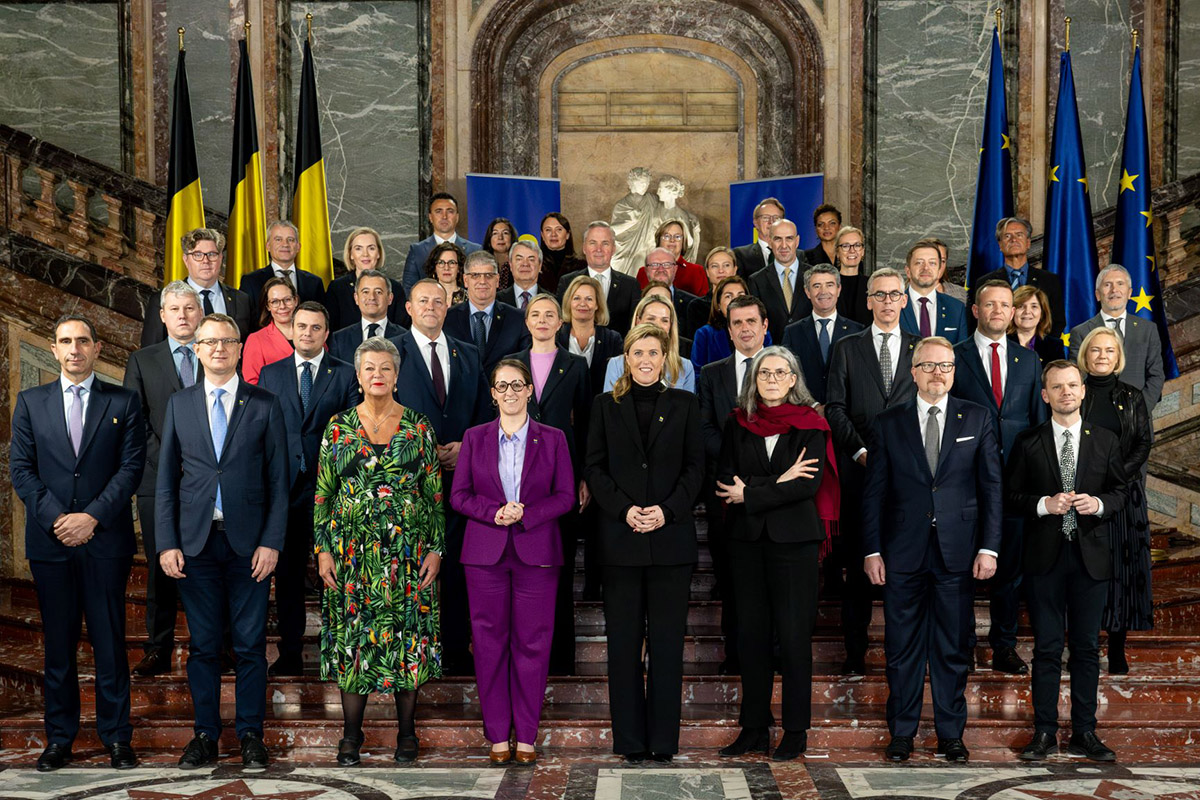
[862,336,1002,763]
[970,217,1065,339]
[328,269,408,364]
[749,219,813,344]
[140,228,253,347]
[445,251,531,375]
[803,204,842,267]
[238,220,326,329]
[900,242,968,345]
[643,247,700,338]
[733,198,785,275]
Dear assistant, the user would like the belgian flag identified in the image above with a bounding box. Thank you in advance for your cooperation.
[292,37,333,287]
[164,44,205,285]
[226,36,267,290]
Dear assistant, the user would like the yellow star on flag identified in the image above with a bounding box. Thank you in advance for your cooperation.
[1131,287,1154,312]
[1001,133,1011,150]
[1141,209,1153,228]
[1147,254,1156,273]
[1049,165,1060,183]
[1061,331,1071,348]
[1119,169,1139,193]
[1078,176,1089,193]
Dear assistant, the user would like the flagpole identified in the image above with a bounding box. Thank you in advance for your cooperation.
[178,27,184,52]
[995,7,1001,37]
[306,12,314,45]
[1065,16,1071,52]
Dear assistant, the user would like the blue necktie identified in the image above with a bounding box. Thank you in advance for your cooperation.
[299,362,313,472]
[1008,269,1023,290]
[817,318,831,364]
[472,311,487,351]
[211,388,227,514]
[178,346,195,388]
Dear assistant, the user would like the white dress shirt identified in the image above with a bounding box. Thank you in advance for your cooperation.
[1101,311,1128,337]
[271,263,296,289]
[812,310,839,328]
[408,327,451,395]
[587,266,611,297]
[759,240,772,264]
[360,316,388,340]
[870,323,901,381]
[734,346,762,393]
[909,288,938,328]
[764,433,780,460]
[434,233,459,246]
[973,329,1008,390]
[1036,418,1103,517]
[187,277,227,315]
[204,375,239,520]
[294,350,326,393]
[60,373,97,430]
[512,281,538,309]
[568,332,596,365]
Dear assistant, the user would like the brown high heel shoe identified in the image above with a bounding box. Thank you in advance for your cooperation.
[489,745,512,765]
[514,746,537,765]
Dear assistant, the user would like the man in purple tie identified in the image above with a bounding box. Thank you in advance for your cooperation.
[899,242,967,345]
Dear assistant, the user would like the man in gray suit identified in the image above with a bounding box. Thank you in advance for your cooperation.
[1067,264,1165,412]
[401,192,481,290]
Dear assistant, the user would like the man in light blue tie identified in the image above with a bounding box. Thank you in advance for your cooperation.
[781,264,864,407]
[444,251,531,376]
[968,217,1065,340]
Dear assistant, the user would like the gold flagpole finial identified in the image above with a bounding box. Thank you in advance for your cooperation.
[244,20,251,39]
[1065,16,1071,52]
[178,27,185,52]
[995,7,1002,31]
[306,13,314,44]
[1132,27,1139,53]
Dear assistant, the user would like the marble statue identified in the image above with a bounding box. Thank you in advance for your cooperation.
[655,176,701,263]
[610,167,662,275]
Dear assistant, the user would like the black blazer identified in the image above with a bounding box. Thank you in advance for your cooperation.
[686,294,713,338]
[803,244,833,266]
[328,319,408,365]
[557,326,624,399]
[140,283,253,348]
[836,272,873,326]
[672,287,700,339]
[123,340,204,496]
[556,268,641,335]
[444,300,532,376]
[733,242,768,275]
[388,330,490,446]
[781,315,864,405]
[585,388,703,566]
[1005,421,1127,581]
[716,423,827,543]
[697,355,741,467]
[748,262,813,344]
[1081,378,1152,482]
[824,326,920,457]
[971,265,1066,339]
[510,347,592,474]
[322,271,410,332]
[239,265,326,330]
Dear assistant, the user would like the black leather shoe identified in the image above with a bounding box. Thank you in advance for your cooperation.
[240,731,269,767]
[717,658,742,676]
[991,646,1029,675]
[650,752,673,763]
[394,734,419,762]
[841,656,866,676]
[967,648,976,674]
[885,735,914,762]
[773,731,807,761]
[35,743,72,772]
[1068,731,1116,762]
[336,737,362,766]
[267,655,304,677]
[108,742,138,769]
[178,732,218,769]
[132,650,172,676]
[937,738,969,762]
[624,751,650,764]
[719,727,770,757]
[1019,731,1058,761]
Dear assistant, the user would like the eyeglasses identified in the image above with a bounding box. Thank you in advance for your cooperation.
[435,259,460,268]
[837,242,865,251]
[914,361,956,373]
[196,337,239,348]
[869,290,905,302]
[756,368,794,382]
[493,380,528,393]
[188,250,222,262]
[659,233,684,242]
[646,261,675,268]
[464,272,498,281]
[756,215,782,225]
[267,297,296,308]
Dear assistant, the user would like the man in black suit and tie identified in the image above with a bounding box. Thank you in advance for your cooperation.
[782,264,865,407]
[497,240,542,311]
[748,219,813,345]
[556,221,640,334]
[156,313,288,768]
[258,302,358,676]
[238,220,327,330]
[969,217,1065,338]
[11,314,146,772]
[1007,360,1128,762]
[732,197,784,275]
[825,268,919,673]
[140,228,254,347]
[643,247,700,338]
[125,281,204,677]
[401,192,482,291]
[698,295,770,674]
[328,269,408,363]
[863,337,1003,762]
[444,251,531,376]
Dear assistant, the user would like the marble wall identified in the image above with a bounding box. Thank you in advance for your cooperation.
[1177,3,1200,178]
[0,3,121,169]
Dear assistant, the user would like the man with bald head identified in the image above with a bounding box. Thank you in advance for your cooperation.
[643,246,700,338]
[748,218,812,343]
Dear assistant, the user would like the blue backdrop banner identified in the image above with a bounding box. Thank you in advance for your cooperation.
[729,174,824,250]
[466,173,562,244]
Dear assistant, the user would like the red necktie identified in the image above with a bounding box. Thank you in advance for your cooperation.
[990,342,1003,408]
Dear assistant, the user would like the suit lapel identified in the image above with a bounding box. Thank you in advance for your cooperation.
[154,343,185,391]
[721,357,739,405]
[1002,344,1028,408]
[518,424,540,500]
[858,332,888,398]
[538,349,570,405]
[190,387,219,462]
[959,342,992,399]
[75,381,111,462]
[935,401,967,476]
[1039,425,1063,493]
[403,335,441,408]
[220,383,252,460]
[616,394,646,456]
[646,390,671,450]
[484,421,505,499]
[305,362,338,423]
[50,383,73,455]
[900,403,931,478]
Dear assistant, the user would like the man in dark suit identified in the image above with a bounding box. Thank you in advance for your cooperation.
[1068,263,1165,412]
[156,313,288,768]
[140,228,254,347]
[444,251,531,376]
[748,219,813,344]
[802,203,841,266]
[643,247,700,338]
[11,314,146,772]
[389,279,490,673]
[328,269,408,363]
[323,227,410,332]
[900,242,968,344]
[556,221,641,334]
[497,240,542,311]
[1007,360,1128,762]
[258,302,358,676]
[863,336,1003,763]
[402,192,481,291]
[952,279,1047,674]
[970,217,1065,338]
[125,281,203,677]
[782,264,865,406]
[698,295,770,675]
[825,268,919,673]
[238,221,326,330]
[733,197,784,275]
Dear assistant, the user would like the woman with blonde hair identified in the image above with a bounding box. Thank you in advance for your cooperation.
[602,294,694,392]
[322,226,409,331]
[832,225,871,325]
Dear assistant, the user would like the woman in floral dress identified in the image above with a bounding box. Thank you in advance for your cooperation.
[315,337,445,766]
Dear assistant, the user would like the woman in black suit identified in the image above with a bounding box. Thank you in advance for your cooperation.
[585,324,704,763]
[715,346,839,761]
[1010,285,1065,365]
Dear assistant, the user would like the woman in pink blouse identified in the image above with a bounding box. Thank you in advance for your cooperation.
[241,276,297,384]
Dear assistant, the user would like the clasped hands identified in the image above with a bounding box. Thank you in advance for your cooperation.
[53,512,97,547]
[715,449,819,505]
[626,505,666,534]
[494,501,524,526]
[1045,491,1101,516]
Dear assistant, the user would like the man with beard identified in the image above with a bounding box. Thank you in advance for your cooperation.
[900,242,967,344]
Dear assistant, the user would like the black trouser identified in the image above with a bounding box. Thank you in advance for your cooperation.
[549,515,578,674]
[705,492,739,669]
[730,538,819,731]
[835,459,873,660]
[274,485,315,662]
[137,495,179,654]
[969,514,1024,654]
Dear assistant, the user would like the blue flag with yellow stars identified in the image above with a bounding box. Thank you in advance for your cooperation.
[1042,50,1099,346]
[966,27,1014,291]
[1112,45,1179,379]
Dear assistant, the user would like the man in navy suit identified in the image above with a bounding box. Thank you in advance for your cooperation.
[970,217,1065,338]
[953,279,1047,674]
[237,221,327,331]
[863,336,1003,763]
[156,313,288,768]
[402,192,481,290]
[555,221,642,334]
[390,279,490,673]
[643,247,701,338]
[782,264,865,406]
[899,242,967,344]
[444,250,531,376]
[497,240,543,311]
[11,315,146,772]
[732,197,784,275]
[258,301,358,676]
[328,269,408,363]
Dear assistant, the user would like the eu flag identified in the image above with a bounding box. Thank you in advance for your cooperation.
[1042,51,1099,345]
[1112,45,1179,379]
[966,27,1014,291]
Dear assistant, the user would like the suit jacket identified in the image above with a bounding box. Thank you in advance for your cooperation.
[509,347,591,473]
[585,388,703,566]
[1068,313,1165,410]
[748,262,814,344]
[124,340,203,496]
[328,319,408,365]
[781,315,864,404]
[444,300,532,375]
[497,284,540,311]
[861,397,1003,573]
[686,294,713,340]
[402,234,482,291]
[951,337,1047,462]
[697,355,741,468]
[256,353,359,491]
[803,244,833,266]
[555,268,641,334]
[155,380,289,556]
[322,271,410,332]
[733,242,768,275]
[451,420,576,567]
[389,331,490,446]
[140,283,253,348]
[971,265,1065,340]
[1005,420,1128,580]
[899,291,968,344]
[239,265,326,329]
[671,287,700,339]
[557,326,624,398]
[11,378,145,562]
[825,326,920,457]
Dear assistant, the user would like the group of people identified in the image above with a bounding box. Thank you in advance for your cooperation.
[10,189,1163,773]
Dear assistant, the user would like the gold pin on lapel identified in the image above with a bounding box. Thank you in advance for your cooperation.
[658,416,664,422]
[558,368,564,374]
[112,417,118,424]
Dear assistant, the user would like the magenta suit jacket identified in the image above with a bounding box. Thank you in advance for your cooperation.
[451,418,575,567]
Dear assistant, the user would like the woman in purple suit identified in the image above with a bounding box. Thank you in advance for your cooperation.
[450,359,576,765]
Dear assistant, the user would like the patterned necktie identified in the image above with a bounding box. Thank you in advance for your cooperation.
[472,311,487,352]
[520,290,531,309]
[201,289,214,315]
[299,363,313,472]
[925,406,940,475]
[990,342,1004,407]
[211,388,227,514]
[1008,269,1022,291]
[817,318,831,364]
[429,342,447,407]
[1060,430,1077,540]
[277,269,294,290]
[879,332,893,395]
[178,346,195,388]
[781,267,794,312]
[918,297,932,338]
[367,322,380,340]
[68,384,85,457]
[1108,317,1123,339]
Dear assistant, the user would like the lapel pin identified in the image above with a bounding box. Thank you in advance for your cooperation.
[238,399,245,405]
[112,417,118,424]
[558,368,564,374]
[1084,429,1091,435]
[956,413,963,419]
[658,416,664,422]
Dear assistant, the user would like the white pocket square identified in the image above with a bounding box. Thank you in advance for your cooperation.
[955,436,975,442]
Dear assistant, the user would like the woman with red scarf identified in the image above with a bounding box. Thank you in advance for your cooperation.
[714,345,840,762]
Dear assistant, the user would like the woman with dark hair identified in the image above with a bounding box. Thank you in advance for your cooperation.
[538,212,585,293]
[1009,285,1063,365]
[241,276,297,384]
[690,275,773,369]
[483,218,518,290]
[423,241,468,306]
[636,220,710,296]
